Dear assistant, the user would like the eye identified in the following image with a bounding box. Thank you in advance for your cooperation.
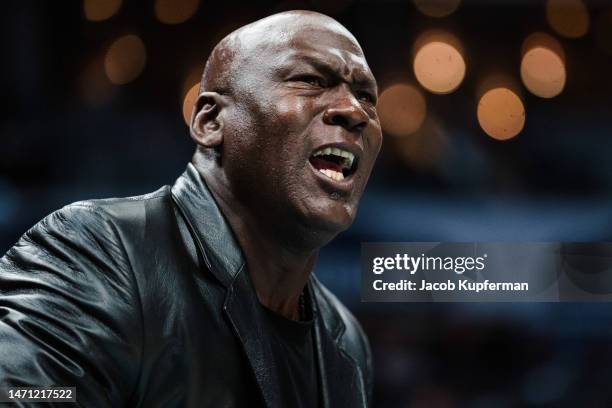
[357,91,376,104]
[292,75,325,88]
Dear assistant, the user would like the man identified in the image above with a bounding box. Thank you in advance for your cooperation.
[0,10,382,408]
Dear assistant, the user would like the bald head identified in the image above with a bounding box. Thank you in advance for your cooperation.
[200,11,363,97]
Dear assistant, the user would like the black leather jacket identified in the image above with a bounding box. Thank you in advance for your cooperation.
[0,164,373,407]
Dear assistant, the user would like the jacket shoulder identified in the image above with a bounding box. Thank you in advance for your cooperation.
[4,185,173,273]
[66,186,170,223]
[0,187,150,403]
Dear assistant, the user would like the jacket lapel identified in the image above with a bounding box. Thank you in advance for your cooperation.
[310,278,368,408]
[171,165,280,407]
[170,163,242,288]
[223,265,282,408]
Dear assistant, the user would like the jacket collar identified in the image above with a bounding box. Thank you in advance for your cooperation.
[170,163,244,288]
[170,164,362,408]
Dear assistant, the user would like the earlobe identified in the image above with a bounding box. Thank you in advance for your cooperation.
[190,92,224,148]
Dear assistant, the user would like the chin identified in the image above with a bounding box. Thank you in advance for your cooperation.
[300,199,356,236]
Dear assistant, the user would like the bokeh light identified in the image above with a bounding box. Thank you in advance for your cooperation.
[477,88,525,141]
[521,33,566,98]
[413,31,465,94]
[181,65,204,125]
[83,0,122,22]
[155,0,199,25]
[377,83,427,137]
[413,0,461,18]
[79,57,114,105]
[104,35,147,85]
[521,32,566,61]
[182,65,203,97]
[521,48,565,98]
[546,0,590,39]
[394,116,448,169]
[183,83,200,126]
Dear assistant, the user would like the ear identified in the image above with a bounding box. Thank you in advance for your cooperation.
[190,92,225,148]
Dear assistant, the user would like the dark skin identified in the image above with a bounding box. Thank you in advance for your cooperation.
[190,11,382,320]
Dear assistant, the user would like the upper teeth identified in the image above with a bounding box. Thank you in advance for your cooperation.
[312,147,355,169]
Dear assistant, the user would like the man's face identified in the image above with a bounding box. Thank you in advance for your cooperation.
[223,22,382,237]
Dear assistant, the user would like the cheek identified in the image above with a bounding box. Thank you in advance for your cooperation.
[266,95,316,135]
[259,95,317,171]
[225,99,304,192]
[276,96,308,117]
[369,121,384,154]
[363,126,383,170]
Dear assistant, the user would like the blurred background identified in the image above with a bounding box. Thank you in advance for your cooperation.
[2,0,612,406]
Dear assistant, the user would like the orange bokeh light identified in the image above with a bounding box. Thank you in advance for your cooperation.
[394,116,448,169]
[521,49,565,99]
[183,84,200,126]
[546,0,590,38]
[104,35,147,85]
[520,33,566,98]
[413,31,465,94]
[155,0,199,25]
[83,0,122,22]
[413,0,461,18]
[79,56,114,105]
[377,83,427,137]
[477,88,525,141]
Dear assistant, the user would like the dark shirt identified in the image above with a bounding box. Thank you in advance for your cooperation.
[262,298,319,408]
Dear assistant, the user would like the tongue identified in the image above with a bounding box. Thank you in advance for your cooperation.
[310,157,343,173]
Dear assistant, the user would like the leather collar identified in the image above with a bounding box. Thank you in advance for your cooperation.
[170,163,244,288]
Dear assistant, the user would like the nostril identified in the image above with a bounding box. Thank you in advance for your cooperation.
[324,105,368,131]
[330,115,349,128]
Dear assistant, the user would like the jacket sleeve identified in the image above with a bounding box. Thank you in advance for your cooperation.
[0,204,143,407]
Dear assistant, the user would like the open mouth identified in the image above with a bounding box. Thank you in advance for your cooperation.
[309,147,358,181]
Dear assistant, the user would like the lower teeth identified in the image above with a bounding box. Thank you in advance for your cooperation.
[319,168,344,181]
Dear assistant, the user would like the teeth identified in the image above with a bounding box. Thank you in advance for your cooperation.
[343,152,354,169]
[318,168,345,181]
[313,147,355,170]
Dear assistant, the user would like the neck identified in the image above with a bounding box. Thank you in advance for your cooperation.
[195,158,318,320]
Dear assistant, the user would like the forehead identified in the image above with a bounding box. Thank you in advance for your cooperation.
[240,19,375,83]
[286,27,367,67]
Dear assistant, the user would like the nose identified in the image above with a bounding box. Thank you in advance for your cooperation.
[322,88,369,133]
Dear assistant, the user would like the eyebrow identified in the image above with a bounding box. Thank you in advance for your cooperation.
[283,53,378,94]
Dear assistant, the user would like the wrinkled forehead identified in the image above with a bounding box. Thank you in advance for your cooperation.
[236,17,375,83]
[286,25,366,63]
